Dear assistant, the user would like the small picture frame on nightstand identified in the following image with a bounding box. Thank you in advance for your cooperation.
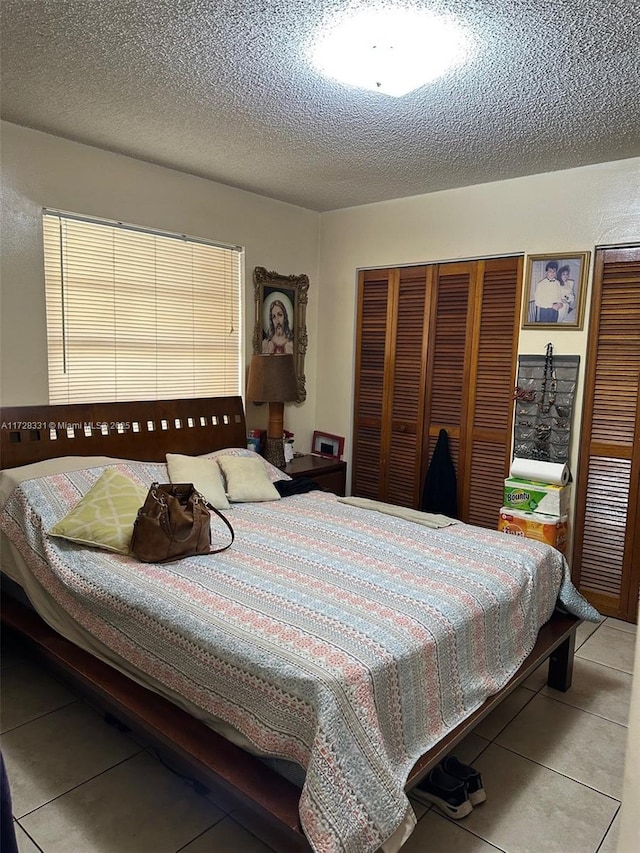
[312,431,345,460]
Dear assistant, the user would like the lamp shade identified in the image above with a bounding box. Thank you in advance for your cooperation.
[246,354,298,403]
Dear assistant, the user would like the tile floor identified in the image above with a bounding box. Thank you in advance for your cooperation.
[1,616,636,853]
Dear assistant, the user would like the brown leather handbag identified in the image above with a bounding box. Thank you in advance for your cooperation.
[130,483,234,564]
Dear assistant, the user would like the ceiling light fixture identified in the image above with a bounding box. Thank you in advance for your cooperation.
[310,6,471,97]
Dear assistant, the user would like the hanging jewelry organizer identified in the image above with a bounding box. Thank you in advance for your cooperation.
[513,344,580,464]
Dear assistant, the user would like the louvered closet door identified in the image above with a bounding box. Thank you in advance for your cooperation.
[421,258,521,527]
[572,246,640,622]
[352,269,395,499]
[422,262,472,507]
[354,256,522,522]
[462,257,522,528]
[387,267,430,506]
[353,267,429,504]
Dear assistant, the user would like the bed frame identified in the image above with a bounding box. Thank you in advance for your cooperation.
[0,396,579,852]
[0,397,248,467]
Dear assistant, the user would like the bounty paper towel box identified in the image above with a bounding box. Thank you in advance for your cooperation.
[498,507,568,554]
[503,477,571,517]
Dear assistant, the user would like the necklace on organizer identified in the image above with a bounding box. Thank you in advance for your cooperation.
[538,342,557,415]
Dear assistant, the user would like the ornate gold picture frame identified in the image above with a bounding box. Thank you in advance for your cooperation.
[253,266,309,402]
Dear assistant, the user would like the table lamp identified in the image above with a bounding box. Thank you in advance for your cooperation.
[246,354,298,467]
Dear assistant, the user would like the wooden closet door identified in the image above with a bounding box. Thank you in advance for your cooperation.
[421,256,521,528]
[462,257,523,528]
[422,261,472,491]
[352,267,429,505]
[353,256,521,524]
[387,266,430,506]
[352,269,394,500]
[572,246,640,622]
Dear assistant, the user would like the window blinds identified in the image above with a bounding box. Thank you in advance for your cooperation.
[43,211,242,404]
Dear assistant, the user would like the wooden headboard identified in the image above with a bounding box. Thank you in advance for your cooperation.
[0,397,247,469]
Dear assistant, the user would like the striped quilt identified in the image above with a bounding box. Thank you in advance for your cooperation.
[0,463,598,853]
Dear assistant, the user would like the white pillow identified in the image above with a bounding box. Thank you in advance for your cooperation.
[166,453,230,509]
[201,448,291,483]
[217,456,281,503]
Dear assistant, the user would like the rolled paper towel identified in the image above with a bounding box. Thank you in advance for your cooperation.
[510,457,570,486]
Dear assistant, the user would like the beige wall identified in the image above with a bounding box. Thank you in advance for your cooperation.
[316,157,640,490]
[0,122,320,447]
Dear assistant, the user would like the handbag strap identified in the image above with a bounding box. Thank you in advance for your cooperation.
[206,503,235,553]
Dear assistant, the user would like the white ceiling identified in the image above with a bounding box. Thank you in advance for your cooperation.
[1,0,639,212]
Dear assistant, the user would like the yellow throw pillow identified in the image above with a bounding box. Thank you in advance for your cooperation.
[48,469,147,554]
[166,453,230,509]
[217,455,281,503]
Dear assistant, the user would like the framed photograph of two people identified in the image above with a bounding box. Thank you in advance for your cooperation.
[522,252,590,329]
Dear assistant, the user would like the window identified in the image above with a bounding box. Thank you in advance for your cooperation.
[43,210,243,404]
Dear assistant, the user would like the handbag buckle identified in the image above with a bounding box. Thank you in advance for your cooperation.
[150,483,167,507]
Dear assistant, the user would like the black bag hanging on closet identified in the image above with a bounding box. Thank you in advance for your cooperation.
[420,428,458,518]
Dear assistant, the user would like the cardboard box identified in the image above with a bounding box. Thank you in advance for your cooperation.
[498,507,568,554]
[503,477,571,517]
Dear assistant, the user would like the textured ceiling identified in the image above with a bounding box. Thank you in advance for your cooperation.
[1,0,639,212]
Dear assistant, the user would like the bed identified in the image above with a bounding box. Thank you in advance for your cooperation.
[0,396,598,853]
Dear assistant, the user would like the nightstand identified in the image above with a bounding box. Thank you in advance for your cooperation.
[283,454,347,496]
